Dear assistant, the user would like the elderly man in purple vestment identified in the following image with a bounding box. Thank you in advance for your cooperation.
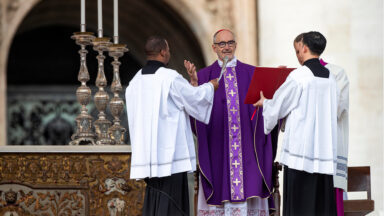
[185,29,278,215]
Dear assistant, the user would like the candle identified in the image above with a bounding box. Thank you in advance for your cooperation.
[81,0,86,32]
[97,0,103,37]
[113,0,118,44]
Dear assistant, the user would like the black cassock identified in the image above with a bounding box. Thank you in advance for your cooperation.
[143,172,190,216]
[283,166,337,216]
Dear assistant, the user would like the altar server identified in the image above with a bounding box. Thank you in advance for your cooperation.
[321,59,350,216]
[254,31,339,216]
[125,35,219,216]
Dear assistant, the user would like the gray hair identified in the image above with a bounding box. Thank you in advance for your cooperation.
[213,29,236,43]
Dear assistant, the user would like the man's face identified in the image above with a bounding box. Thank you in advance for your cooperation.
[294,41,305,65]
[212,31,237,61]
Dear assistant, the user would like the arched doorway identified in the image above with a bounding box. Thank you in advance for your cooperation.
[6,0,206,145]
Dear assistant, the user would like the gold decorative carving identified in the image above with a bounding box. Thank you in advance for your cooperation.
[0,186,86,215]
[0,205,34,216]
[0,153,145,216]
[108,198,125,216]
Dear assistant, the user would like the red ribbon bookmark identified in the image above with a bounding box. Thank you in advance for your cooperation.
[251,107,258,120]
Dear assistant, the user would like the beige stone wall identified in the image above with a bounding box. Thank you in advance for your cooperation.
[258,0,383,215]
[165,0,258,65]
[0,0,41,146]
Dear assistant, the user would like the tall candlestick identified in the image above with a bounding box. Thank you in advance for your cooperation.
[70,32,96,145]
[113,0,118,44]
[92,37,113,145]
[108,43,128,144]
[81,0,86,32]
[97,0,103,37]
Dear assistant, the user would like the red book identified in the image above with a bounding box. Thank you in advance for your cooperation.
[244,67,296,104]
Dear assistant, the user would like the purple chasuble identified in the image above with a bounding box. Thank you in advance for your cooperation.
[194,60,278,206]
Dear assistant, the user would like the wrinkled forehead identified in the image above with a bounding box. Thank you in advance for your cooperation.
[215,30,235,42]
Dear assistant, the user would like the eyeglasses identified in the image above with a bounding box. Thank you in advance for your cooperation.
[214,40,236,48]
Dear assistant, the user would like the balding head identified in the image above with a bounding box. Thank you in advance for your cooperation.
[144,35,171,64]
[213,29,236,43]
[145,36,168,57]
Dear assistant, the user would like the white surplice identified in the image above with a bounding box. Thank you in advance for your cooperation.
[326,63,349,191]
[126,67,214,179]
[262,65,339,175]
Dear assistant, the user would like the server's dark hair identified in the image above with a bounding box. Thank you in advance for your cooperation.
[145,35,167,56]
[294,31,326,56]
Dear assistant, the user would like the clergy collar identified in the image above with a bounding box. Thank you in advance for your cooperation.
[142,60,166,75]
[303,58,329,78]
[218,56,237,67]
[303,58,321,66]
[146,60,166,67]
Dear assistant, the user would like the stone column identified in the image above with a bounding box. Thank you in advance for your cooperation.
[233,0,258,65]
[165,0,259,66]
[0,0,8,146]
[0,0,40,146]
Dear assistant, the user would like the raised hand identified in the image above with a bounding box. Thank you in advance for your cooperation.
[184,60,198,86]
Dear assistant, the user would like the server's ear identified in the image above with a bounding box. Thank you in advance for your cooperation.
[160,49,166,57]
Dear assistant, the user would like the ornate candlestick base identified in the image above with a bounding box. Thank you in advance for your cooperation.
[69,32,96,145]
[108,44,129,145]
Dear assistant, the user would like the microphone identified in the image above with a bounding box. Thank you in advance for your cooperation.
[218,56,229,81]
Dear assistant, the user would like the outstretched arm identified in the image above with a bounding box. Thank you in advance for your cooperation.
[170,75,216,124]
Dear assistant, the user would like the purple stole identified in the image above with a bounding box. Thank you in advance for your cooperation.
[224,67,244,200]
